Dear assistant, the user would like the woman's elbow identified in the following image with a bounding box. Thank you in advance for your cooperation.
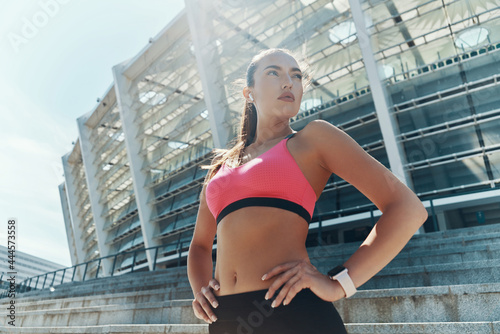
[407,195,428,227]
[416,204,428,226]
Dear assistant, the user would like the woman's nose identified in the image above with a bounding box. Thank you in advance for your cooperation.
[282,75,293,89]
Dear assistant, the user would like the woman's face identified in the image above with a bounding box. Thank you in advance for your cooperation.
[249,52,304,121]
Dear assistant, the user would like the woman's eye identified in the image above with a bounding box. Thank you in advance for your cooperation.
[294,74,303,80]
[268,70,278,76]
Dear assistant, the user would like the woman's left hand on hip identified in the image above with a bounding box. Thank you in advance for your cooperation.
[261,259,344,307]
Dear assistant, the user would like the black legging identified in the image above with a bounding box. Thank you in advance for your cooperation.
[208,288,347,334]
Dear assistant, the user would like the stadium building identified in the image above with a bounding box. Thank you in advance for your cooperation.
[59,0,500,279]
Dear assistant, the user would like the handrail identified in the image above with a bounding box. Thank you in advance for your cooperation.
[0,241,190,299]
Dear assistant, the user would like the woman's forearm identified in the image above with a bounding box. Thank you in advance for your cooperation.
[343,197,428,289]
[187,244,214,296]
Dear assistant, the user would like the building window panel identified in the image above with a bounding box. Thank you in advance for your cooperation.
[396,101,468,134]
[488,152,500,179]
[336,185,372,213]
[158,215,177,236]
[470,85,500,113]
[171,187,201,212]
[314,188,339,217]
[156,198,174,218]
[174,209,198,230]
[411,156,490,195]
[345,122,383,148]
[324,102,376,127]
[405,127,481,163]
[478,118,500,147]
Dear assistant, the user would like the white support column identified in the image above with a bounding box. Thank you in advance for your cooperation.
[185,0,232,149]
[77,116,113,275]
[349,0,411,189]
[61,154,86,280]
[112,62,161,271]
[58,183,79,268]
[349,0,424,234]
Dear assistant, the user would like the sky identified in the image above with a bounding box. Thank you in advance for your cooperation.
[0,0,185,268]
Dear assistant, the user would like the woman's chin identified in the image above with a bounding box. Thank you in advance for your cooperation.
[280,105,300,118]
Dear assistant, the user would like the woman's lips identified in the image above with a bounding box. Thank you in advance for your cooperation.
[278,92,295,102]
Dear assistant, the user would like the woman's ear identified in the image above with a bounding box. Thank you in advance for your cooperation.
[243,87,254,103]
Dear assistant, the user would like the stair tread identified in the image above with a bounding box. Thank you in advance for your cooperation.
[0,321,498,334]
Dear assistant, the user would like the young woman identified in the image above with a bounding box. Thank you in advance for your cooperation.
[187,48,428,333]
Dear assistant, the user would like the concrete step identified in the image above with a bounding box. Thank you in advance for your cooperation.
[315,258,500,290]
[308,230,500,261]
[411,223,500,240]
[353,259,500,289]
[335,283,500,323]
[0,298,201,327]
[1,322,499,334]
[3,283,498,327]
[0,286,194,313]
[310,241,500,270]
[346,321,500,333]
[403,231,500,251]
[389,242,500,267]
[0,324,208,333]
[16,279,190,303]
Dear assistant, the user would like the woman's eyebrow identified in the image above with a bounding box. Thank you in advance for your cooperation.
[263,65,302,73]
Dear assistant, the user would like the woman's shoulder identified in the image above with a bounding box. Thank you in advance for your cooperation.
[294,119,341,146]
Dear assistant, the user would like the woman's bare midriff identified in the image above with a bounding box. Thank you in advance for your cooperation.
[213,206,310,297]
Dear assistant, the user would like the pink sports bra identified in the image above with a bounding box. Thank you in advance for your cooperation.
[205,133,317,224]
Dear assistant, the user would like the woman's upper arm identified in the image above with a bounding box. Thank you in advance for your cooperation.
[306,120,422,214]
[190,182,217,251]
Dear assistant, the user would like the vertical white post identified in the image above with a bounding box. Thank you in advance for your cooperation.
[349,0,411,188]
[61,153,86,280]
[58,183,79,268]
[112,63,161,271]
[77,116,113,275]
[185,0,232,148]
[349,0,423,233]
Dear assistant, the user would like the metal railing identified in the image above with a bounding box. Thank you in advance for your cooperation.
[0,241,190,299]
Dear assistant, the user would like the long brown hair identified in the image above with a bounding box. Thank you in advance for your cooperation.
[203,48,309,183]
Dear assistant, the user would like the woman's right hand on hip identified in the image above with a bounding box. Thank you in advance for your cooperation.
[192,278,220,324]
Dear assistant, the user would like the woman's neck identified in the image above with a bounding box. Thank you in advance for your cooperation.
[252,119,293,146]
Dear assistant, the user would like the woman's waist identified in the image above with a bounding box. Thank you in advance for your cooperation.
[214,253,309,296]
[213,270,273,296]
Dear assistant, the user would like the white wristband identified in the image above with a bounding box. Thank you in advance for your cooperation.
[330,268,357,298]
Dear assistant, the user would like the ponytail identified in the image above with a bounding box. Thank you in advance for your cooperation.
[203,98,257,182]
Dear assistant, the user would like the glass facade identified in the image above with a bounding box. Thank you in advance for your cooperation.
[60,0,500,274]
